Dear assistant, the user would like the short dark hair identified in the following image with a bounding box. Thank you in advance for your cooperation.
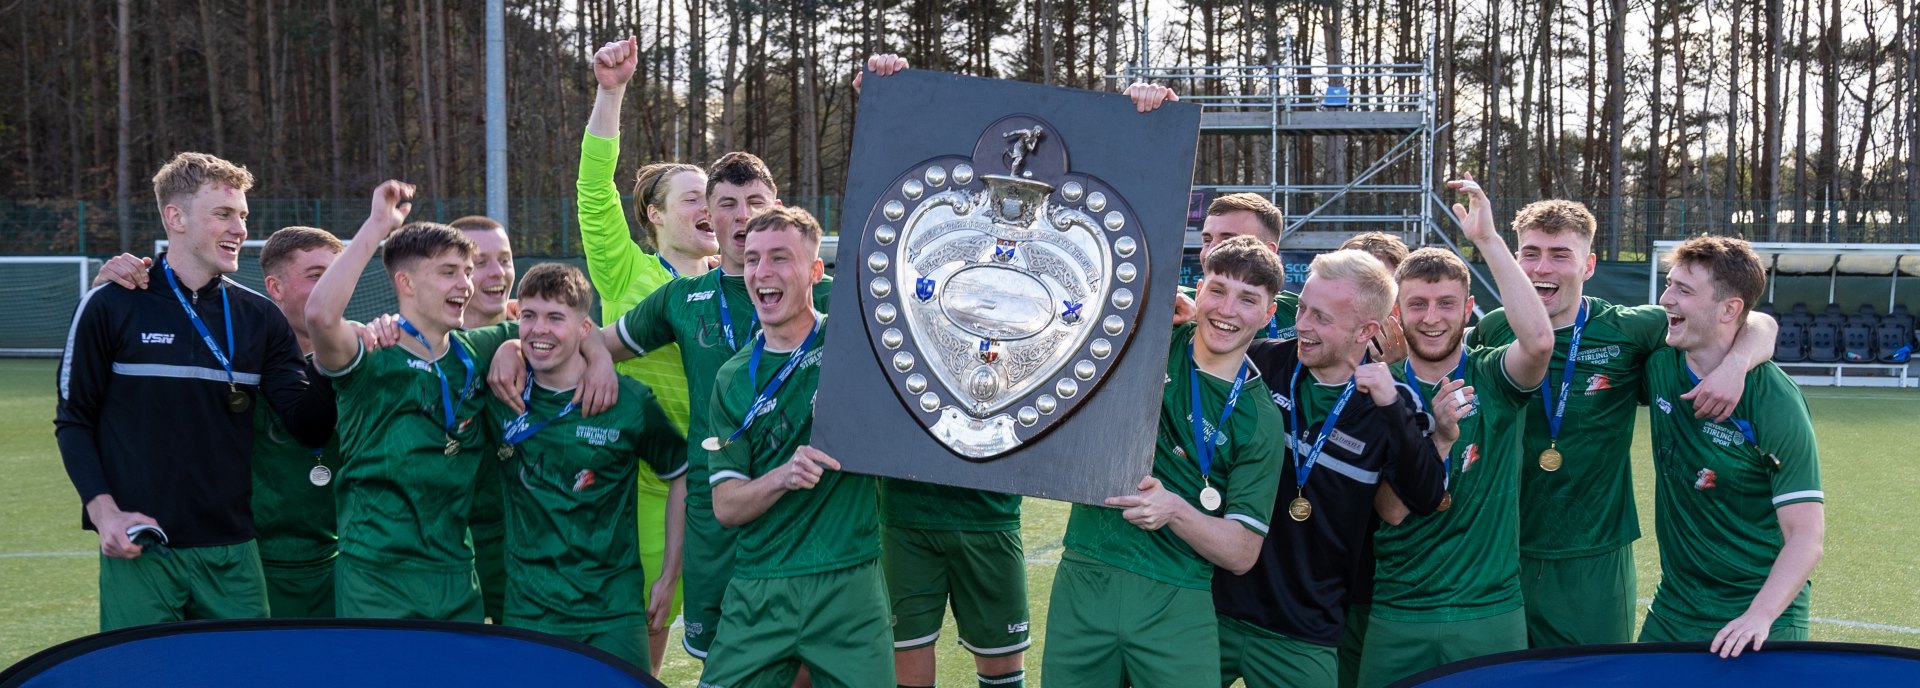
[1203,235,1286,297]
[1513,199,1598,246]
[1666,235,1767,318]
[259,226,344,278]
[448,215,504,233]
[1395,247,1471,290]
[1206,193,1283,244]
[1339,232,1410,271]
[381,222,475,275]
[516,263,595,314]
[745,206,822,253]
[707,151,778,198]
[631,162,705,252]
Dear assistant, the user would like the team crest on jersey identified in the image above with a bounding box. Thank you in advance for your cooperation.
[572,469,597,491]
[1694,468,1718,490]
[575,425,621,446]
[140,332,175,344]
[1586,374,1612,394]
[1462,443,1480,472]
[686,621,705,636]
[1574,344,1621,366]
[687,290,716,302]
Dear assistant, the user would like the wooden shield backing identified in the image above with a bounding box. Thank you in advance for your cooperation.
[813,69,1200,506]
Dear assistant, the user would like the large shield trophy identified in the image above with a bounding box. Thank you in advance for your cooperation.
[814,70,1200,505]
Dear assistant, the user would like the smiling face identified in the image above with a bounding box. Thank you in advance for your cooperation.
[651,169,716,259]
[397,248,475,335]
[1659,261,1740,352]
[1397,277,1473,364]
[518,295,592,375]
[711,179,777,270]
[166,182,250,277]
[1193,272,1277,359]
[1295,275,1380,370]
[1516,228,1596,324]
[743,224,822,335]
[462,227,516,326]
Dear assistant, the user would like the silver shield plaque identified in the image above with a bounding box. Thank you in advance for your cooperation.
[856,115,1150,460]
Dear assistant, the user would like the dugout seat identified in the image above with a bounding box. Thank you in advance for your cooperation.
[1842,322,1876,362]
[1775,304,1811,362]
[1879,305,1915,363]
[1806,318,1842,363]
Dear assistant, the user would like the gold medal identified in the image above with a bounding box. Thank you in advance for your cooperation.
[1437,491,1453,512]
[444,436,460,457]
[1288,496,1313,522]
[1539,446,1563,472]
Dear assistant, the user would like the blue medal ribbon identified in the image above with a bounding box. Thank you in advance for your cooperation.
[161,258,237,390]
[714,268,758,351]
[657,254,680,278]
[1541,301,1590,450]
[1287,359,1359,498]
[501,363,579,446]
[1187,344,1249,496]
[718,319,821,447]
[1682,364,1779,470]
[396,317,476,437]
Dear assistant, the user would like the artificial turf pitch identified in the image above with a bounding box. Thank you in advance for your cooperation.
[1,358,1915,684]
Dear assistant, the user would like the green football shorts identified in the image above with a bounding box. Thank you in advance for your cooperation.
[1355,607,1526,688]
[262,555,336,618]
[1040,552,1220,687]
[696,559,893,687]
[1521,544,1636,647]
[883,526,1029,657]
[333,555,482,622]
[98,540,267,631]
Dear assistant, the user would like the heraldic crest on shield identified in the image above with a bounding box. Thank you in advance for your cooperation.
[855,114,1150,460]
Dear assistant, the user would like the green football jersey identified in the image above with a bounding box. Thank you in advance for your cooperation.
[707,315,882,579]
[1644,348,1822,628]
[1467,296,1667,559]
[322,323,517,571]
[1061,323,1285,591]
[616,271,833,506]
[484,375,688,634]
[1374,345,1532,621]
[879,480,1020,532]
[250,399,340,565]
[1179,286,1299,340]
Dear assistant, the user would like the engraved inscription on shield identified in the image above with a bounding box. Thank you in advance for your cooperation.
[856,114,1150,460]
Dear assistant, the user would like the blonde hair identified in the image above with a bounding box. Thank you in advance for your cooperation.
[151,152,254,211]
[1309,249,1397,321]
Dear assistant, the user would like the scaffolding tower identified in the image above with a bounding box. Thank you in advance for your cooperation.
[1114,51,1473,260]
